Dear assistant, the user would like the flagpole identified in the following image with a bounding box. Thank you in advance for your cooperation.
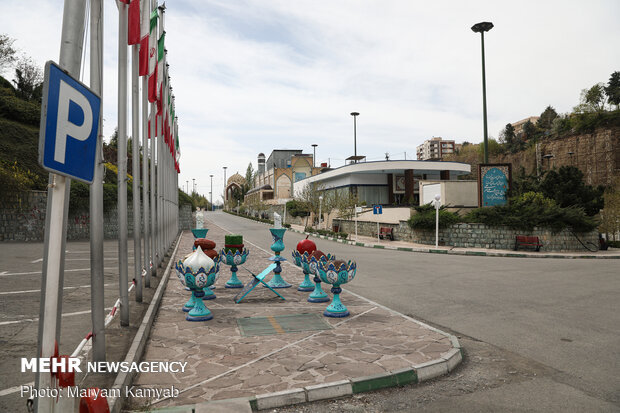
[149,0,157,277]
[131,33,142,302]
[35,1,86,411]
[89,0,106,363]
[157,3,165,267]
[117,0,130,327]
[142,74,150,288]
[140,0,150,288]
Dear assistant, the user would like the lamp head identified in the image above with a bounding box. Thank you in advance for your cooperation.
[471,22,494,33]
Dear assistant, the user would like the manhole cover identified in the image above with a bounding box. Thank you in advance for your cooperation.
[237,313,333,336]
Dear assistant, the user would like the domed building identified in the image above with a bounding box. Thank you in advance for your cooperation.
[225,173,246,205]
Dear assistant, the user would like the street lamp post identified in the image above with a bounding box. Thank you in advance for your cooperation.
[223,166,227,209]
[471,21,493,164]
[210,174,214,211]
[350,112,359,163]
[186,180,189,194]
[311,144,318,168]
[543,154,554,170]
[433,194,441,247]
[192,178,195,194]
[318,195,323,229]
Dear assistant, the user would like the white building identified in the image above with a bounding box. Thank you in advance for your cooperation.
[293,160,471,206]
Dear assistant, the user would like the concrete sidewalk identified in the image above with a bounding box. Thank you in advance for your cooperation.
[124,223,462,412]
[287,224,620,260]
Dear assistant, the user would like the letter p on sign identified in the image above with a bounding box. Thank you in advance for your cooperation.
[39,61,101,184]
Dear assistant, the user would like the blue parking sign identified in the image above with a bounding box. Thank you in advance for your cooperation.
[38,61,100,183]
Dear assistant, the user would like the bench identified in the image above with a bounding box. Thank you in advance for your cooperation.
[514,235,542,251]
[379,227,394,241]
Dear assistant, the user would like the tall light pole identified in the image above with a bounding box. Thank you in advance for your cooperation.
[471,21,493,164]
[192,178,195,194]
[210,174,214,211]
[350,112,359,163]
[311,144,318,168]
[223,166,227,209]
[186,180,188,194]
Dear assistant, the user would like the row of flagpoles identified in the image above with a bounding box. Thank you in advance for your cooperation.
[116,0,181,330]
[36,1,182,411]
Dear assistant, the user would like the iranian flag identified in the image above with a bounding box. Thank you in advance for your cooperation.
[156,31,165,112]
[138,0,150,76]
[147,8,158,102]
[128,0,140,45]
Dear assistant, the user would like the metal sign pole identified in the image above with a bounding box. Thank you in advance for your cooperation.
[35,1,86,412]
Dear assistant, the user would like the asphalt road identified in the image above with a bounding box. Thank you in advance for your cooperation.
[210,211,620,411]
[0,240,137,412]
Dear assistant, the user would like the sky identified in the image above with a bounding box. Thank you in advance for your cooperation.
[1,0,619,203]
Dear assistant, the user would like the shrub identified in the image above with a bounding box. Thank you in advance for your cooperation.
[464,192,598,233]
[408,203,460,230]
[286,199,310,217]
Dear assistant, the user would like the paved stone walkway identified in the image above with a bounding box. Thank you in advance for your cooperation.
[130,221,455,410]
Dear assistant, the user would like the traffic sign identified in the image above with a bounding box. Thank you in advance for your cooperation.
[373,205,382,214]
[39,61,101,183]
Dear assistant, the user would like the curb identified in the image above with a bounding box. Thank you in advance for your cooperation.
[141,347,462,412]
[283,226,619,260]
[108,233,182,413]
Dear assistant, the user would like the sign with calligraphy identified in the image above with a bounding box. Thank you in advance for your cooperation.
[478,164,511,207]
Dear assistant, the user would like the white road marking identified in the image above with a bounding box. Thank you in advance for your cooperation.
[0,267,118,277]
[0,283,121,296]
[0,307,112,326]
[0,382,33,397]
[29,258,43,264]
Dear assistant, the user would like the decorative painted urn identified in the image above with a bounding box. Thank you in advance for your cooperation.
[299,251,333,303]
[317,259,357,317]
[266,228,291,288]
[175,247,220,321]
[220,248,250,288]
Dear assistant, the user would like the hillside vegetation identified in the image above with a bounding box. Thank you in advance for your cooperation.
[0,75,48,191]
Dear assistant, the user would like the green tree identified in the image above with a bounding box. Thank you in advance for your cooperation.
[510,167,540,197]
[599,178,620,240]
[244,162,254,191]
[522,120,538,141]
[539,166,604,216]
[12,56,42,101]
[0,34,18,74]
[605,71,620,108]
[499,123,525,153]
[575,83,607,113]
[538,105,558,131]
[477,138,503,158]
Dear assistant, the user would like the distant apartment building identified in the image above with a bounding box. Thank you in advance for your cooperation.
[511,116,539,136]
[416,137,456,160]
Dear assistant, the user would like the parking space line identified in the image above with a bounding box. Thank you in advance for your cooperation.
[0,283,121,296]
[0,307,112,326]
[0,267,118,277]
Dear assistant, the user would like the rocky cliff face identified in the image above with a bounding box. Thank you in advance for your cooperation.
[495,127,619,187]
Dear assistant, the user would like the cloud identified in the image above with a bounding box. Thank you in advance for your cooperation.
[1,0,619,198]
